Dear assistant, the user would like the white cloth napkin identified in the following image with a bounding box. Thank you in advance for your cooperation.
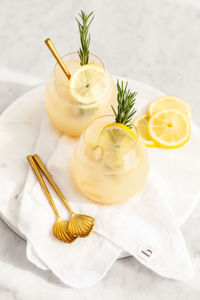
[19,109,200,287]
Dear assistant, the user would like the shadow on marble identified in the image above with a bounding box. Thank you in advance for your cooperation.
[0,218,68,288]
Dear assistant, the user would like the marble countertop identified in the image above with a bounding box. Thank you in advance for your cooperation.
[0,0,200,299]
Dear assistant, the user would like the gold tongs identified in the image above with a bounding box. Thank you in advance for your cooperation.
[27,154,94,243]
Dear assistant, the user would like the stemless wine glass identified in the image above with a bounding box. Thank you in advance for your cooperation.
[72,115,149,204]
[45,52,116,137]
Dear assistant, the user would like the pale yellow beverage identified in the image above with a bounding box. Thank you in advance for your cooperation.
[72,116,149,204]
[45,53,116,137]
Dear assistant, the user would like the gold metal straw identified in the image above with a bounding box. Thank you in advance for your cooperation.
[27,155,76,243]
[45,38,71,80]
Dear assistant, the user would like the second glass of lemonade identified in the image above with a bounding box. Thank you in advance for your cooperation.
[45,53,116,137]
[72,115,149,204]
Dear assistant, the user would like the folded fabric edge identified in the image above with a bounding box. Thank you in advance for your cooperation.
[136,253,194,281]
[95,228,194,281]
[25,237,121,288]
[26,242,48,271]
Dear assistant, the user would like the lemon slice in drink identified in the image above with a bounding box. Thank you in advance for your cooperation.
[148,109,191,148]
[148,96,192,119]
[99,123,138,169]
[69,64,109,104]
[133,113,157,147]
[100,123,137,153]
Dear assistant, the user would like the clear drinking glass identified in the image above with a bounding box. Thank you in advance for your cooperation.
[45,52,116,137]
[72,115,149,204]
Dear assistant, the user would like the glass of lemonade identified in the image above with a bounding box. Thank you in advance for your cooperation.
[72,115,149,204]
[45,52,116,137]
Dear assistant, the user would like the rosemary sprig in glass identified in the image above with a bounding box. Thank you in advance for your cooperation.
[112,80,137,128]
[76,10,94,65]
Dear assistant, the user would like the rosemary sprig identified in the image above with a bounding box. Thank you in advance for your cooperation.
[76,10,94,65]
[111,80,137,128]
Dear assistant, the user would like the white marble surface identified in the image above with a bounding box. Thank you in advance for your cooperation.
[0,0,200,299]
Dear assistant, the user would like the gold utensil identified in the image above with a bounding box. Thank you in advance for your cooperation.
[45,38,71,80]
[33,154,95,237]
[27,155,76,243]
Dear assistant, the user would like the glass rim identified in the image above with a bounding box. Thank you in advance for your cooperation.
[53,52,106,90]
[78,115,145,175]
[83,114,140,149]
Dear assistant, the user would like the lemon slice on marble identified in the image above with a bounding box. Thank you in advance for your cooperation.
[69,64,108,104]
[148,96,192,119]
[148,109,191,148]
[133,113,157,147]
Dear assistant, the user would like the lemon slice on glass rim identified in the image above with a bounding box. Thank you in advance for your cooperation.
[99,122,139,169]
[69,64,109,104]
[133,113,157,147]
[148,109,191,148]
[99,123,137,154]
[148,96,192,119]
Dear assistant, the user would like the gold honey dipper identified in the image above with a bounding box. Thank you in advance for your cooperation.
[27,154,95,243]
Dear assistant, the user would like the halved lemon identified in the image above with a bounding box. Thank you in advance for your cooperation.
[148,96,192,119]
[133,113,157,147]
[99,123,138,169]
[69,64,109,104]
[148,109,191,148]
